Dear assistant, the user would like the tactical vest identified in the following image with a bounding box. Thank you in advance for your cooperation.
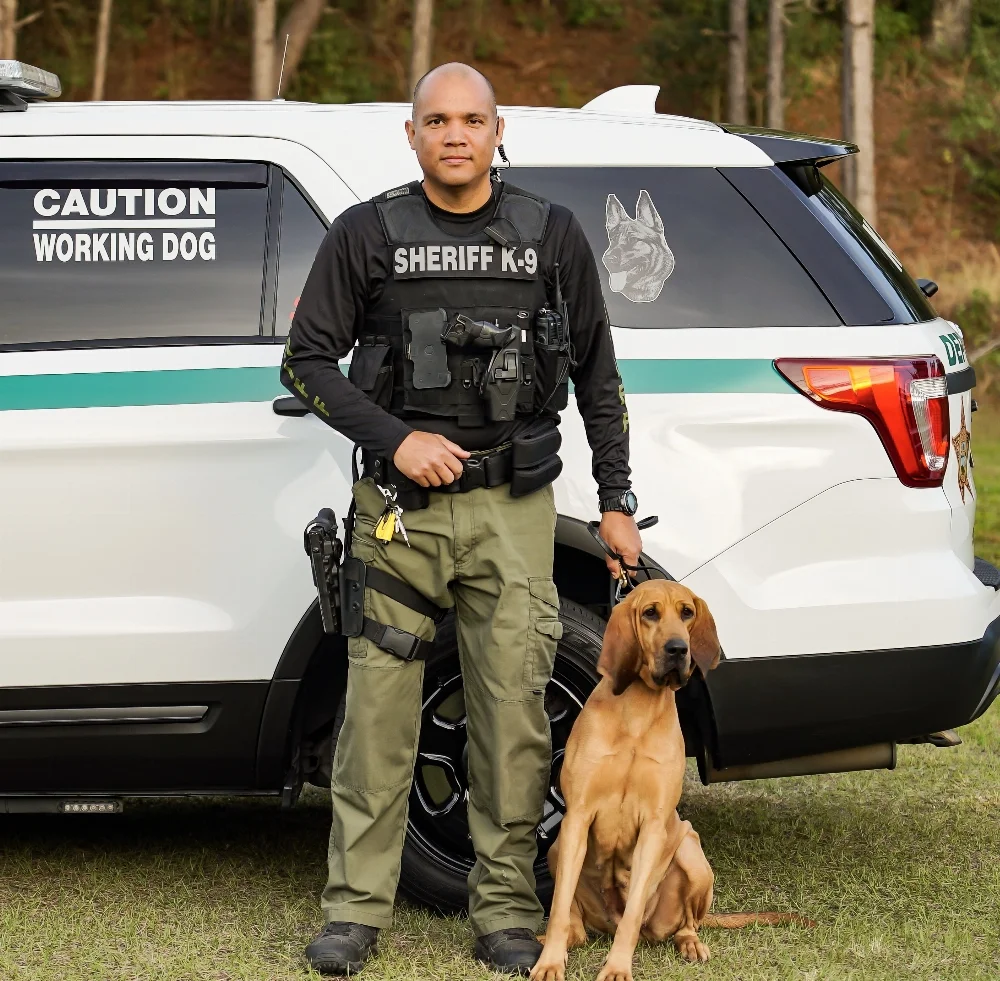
[351,179,562,429]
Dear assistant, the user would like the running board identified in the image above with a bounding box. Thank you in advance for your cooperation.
[1,797,123,814]
[698,743,896,784]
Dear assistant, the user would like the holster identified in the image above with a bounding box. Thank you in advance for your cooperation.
[510,417,562,498]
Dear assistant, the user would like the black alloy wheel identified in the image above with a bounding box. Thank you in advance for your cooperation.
[397,598,606,914]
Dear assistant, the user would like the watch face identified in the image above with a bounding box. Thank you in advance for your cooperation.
[623,490,638,515]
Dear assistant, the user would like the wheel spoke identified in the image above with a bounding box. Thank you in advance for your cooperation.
[419,712,466,760]
[414,753,463,817]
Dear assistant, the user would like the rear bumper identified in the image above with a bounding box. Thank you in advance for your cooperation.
[704,612,1000,767]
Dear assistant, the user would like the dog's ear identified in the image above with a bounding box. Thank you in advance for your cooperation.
[597,600,640,696]
[689,595,722,677]
[635,189,664,235]
[606,193,629,232]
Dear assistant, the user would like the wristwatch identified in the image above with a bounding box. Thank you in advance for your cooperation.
[599,489,638,516]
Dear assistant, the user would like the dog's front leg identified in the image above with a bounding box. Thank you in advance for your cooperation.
[531,813,593,981]
[595,827,673,981]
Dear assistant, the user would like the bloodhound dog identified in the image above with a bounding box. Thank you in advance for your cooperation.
[532,580,808,981]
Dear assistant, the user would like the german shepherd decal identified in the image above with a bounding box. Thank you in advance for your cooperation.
[602,190,675,303]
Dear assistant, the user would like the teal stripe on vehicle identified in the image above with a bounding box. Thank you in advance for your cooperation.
[617,358,791,394]
[0,366,283,411]
[0,359,792,411]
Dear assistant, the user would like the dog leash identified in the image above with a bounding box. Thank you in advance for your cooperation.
[587,516,672,605]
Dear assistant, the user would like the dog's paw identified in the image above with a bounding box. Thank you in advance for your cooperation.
[674,933,710,964]
[529,949,567,981]
[595,955,633,981]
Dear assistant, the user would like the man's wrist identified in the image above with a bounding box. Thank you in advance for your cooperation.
[599,489,637,516]
[385,422,415,461]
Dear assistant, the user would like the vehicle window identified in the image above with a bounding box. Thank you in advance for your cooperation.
[505,166,840,329]
[275,176,328,336]
[802,174,937,324]
[0,162,268,347]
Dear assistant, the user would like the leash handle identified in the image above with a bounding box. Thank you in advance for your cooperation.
[587,517,672,607]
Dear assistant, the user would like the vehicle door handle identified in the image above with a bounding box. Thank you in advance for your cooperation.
[272,396,310,417]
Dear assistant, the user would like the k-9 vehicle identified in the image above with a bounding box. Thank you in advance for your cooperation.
[1,64,996,910]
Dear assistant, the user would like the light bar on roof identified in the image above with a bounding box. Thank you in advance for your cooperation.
[0,61,62,99]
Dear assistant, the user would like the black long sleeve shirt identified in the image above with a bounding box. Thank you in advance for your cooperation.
[282,179,631,501]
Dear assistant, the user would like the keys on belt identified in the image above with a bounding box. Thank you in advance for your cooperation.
[374,483,410,546]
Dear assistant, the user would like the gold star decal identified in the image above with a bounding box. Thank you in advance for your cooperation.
[953,399,973,504]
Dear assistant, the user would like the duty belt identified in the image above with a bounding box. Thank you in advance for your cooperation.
[363,443,513,509]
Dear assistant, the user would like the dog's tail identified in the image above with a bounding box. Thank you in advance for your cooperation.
[702,912,816,929]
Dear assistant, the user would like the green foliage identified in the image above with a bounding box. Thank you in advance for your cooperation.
[561,0,624,29]
[953,289,998,349]
[948,2,1000,204]
[644,0,844,123]
[283,9,382,104]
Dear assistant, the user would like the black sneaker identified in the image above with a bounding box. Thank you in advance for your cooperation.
[473,927,543,976]
[305,921,379,976]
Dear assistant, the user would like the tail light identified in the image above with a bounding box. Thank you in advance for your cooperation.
[774,357,950,487]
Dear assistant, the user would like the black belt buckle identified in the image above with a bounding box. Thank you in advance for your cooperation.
[462,456,486,490]
[380,624,422,661]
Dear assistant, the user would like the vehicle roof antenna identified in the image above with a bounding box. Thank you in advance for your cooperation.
[275,34,290,100]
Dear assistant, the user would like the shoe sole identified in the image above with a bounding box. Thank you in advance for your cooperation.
[310,957,366,976]
[473,952,534,976]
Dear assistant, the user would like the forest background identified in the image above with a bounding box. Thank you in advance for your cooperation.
[1,0,999,381]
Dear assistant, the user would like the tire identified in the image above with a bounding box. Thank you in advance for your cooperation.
[397,598,606,915]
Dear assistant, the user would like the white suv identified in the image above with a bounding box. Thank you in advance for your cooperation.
[1,67,997,911]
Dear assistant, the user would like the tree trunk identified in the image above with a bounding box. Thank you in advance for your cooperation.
[92,0,113,101]
[841,0,855,201]
[251,0,277,101]
[410,0,434,97]
[931,0,972,55]
[843,0,876,225]
[766,0,785,129]
[727,0,748,125]
[0,0,18,61]
[274,0,325,95]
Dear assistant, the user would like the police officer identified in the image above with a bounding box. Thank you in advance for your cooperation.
[283,62,641,976]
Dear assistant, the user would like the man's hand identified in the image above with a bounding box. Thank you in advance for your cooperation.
[599,511,643,580]
[393,431,471,488]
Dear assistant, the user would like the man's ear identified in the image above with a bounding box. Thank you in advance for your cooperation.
[689,595,722,677]
[597,600,640,696]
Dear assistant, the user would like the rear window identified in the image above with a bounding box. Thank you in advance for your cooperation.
[506,166,840,329]
[0,161,268,347]
[803,174,937,324]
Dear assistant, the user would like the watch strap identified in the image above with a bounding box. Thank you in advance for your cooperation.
[600,494,628,513]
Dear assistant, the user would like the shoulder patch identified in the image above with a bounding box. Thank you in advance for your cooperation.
[385,186,410,200]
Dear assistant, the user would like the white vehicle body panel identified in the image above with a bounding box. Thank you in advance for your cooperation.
[0,102,990,695]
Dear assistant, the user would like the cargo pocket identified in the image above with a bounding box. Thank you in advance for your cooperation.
[523,577,563,692]
[347,344,394,409]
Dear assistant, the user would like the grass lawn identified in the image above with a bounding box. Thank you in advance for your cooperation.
[3,407,1000,981]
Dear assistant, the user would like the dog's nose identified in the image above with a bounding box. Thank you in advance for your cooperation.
[664,638,688,659]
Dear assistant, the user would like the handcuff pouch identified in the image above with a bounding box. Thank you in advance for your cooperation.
[510,418,563,498]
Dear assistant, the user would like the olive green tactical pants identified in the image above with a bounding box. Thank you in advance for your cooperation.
[322,476,563,936]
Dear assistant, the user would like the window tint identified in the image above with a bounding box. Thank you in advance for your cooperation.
[0,162,267,347]
[506,167,840,329]
[275,176,327,335]
[802,174,937,324]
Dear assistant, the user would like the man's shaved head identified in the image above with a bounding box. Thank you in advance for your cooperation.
[405,61,504,211]
[412,62,497,121]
